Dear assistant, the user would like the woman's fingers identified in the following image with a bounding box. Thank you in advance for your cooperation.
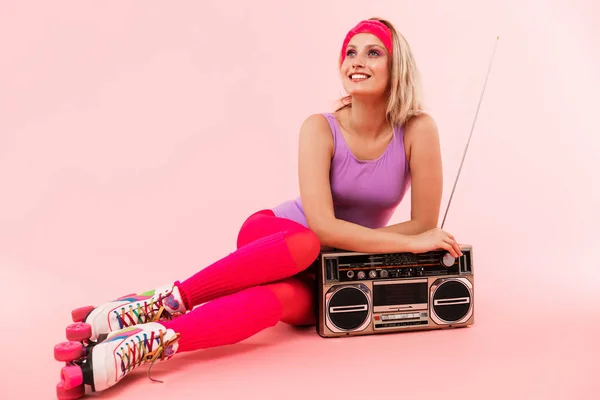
[442,237,462,258]
[440,241,458,257]
[454,243,463,257]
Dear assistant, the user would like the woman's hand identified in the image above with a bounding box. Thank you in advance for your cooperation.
[407,228,463,258]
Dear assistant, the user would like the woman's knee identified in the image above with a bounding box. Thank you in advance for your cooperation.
[236,209,276,248]
[282,228,321,271]
[236,208,320,272]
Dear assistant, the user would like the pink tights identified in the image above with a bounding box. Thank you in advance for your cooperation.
[161,209,321,352]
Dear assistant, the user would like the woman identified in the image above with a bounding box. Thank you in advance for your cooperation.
[53,17,462,399]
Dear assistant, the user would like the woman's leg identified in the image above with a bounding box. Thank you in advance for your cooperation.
[163,275,316,352]
[162,285,285,352]
[236,209,284,248]
[175,209,319,310]
[264,275,316,327]
[69,209,320,341]
[55,210,322,398]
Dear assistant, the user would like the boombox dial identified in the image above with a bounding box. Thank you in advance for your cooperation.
[441,253,456,267]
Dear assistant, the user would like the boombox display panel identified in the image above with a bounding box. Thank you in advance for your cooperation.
[314,245,474,338]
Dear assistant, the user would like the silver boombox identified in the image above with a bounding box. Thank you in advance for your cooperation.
[314,246,474,338]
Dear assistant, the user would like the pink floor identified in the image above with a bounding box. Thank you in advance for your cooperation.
[2,241,598,399]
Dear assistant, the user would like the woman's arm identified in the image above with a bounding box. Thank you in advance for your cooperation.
[297,114,414,253]
[376,113,444,235]
[376,220,429,235]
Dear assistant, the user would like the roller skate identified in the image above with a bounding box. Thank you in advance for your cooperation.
[54,322,181,399]
[66,284,187,343]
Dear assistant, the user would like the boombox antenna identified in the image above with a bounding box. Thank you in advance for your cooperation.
[441,36,500,229]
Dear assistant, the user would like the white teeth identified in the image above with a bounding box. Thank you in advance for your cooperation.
[351,74,369,79]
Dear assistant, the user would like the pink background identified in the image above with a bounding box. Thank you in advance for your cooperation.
[1,0,599,398]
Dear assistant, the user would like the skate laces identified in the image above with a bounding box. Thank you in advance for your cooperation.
[117,328,181,383]
[115,294,174,329]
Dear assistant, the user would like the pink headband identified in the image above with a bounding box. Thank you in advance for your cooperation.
[340,20,393,62]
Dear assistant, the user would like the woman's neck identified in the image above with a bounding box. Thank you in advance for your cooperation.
[345,98,391,139]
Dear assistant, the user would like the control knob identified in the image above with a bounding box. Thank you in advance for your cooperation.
[441,252,455,267]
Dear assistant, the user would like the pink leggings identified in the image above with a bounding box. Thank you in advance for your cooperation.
[161,209,321,352]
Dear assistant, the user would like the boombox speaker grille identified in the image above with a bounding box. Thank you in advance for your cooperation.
[431,278,473,324]
[327,286,370,332]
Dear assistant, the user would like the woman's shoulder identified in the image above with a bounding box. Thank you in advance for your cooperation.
[404,112,436,131]
[403,112,439,143]
[403,112,438,135]
[402,112,440,161]
[301,112,335,126]
[298,113,336,155]
[299,113,336,139]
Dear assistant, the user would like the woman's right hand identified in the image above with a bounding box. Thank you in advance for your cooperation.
[407,228,463,258]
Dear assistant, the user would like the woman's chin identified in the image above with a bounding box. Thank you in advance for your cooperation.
[345,88,387,100]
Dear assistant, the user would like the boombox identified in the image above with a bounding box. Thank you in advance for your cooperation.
[314,245,474,338]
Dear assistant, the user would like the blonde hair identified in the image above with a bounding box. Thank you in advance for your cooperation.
[336,17,424,128]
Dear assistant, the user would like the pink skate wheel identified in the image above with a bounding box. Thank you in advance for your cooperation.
[54,341,83,362]
[66,322,92,341]
[61,365,84,390]
[71,306,95,322]
[56,381,84,400]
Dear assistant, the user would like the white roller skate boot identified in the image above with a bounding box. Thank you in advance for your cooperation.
[66,284,187,342]
[54,322,181,399]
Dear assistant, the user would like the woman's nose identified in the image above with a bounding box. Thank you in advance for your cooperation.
[352,57,365,68]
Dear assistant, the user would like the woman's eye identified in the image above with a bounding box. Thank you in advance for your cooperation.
[345,49,380,57]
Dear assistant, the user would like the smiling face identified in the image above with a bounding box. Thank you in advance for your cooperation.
[340,33,391,99]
